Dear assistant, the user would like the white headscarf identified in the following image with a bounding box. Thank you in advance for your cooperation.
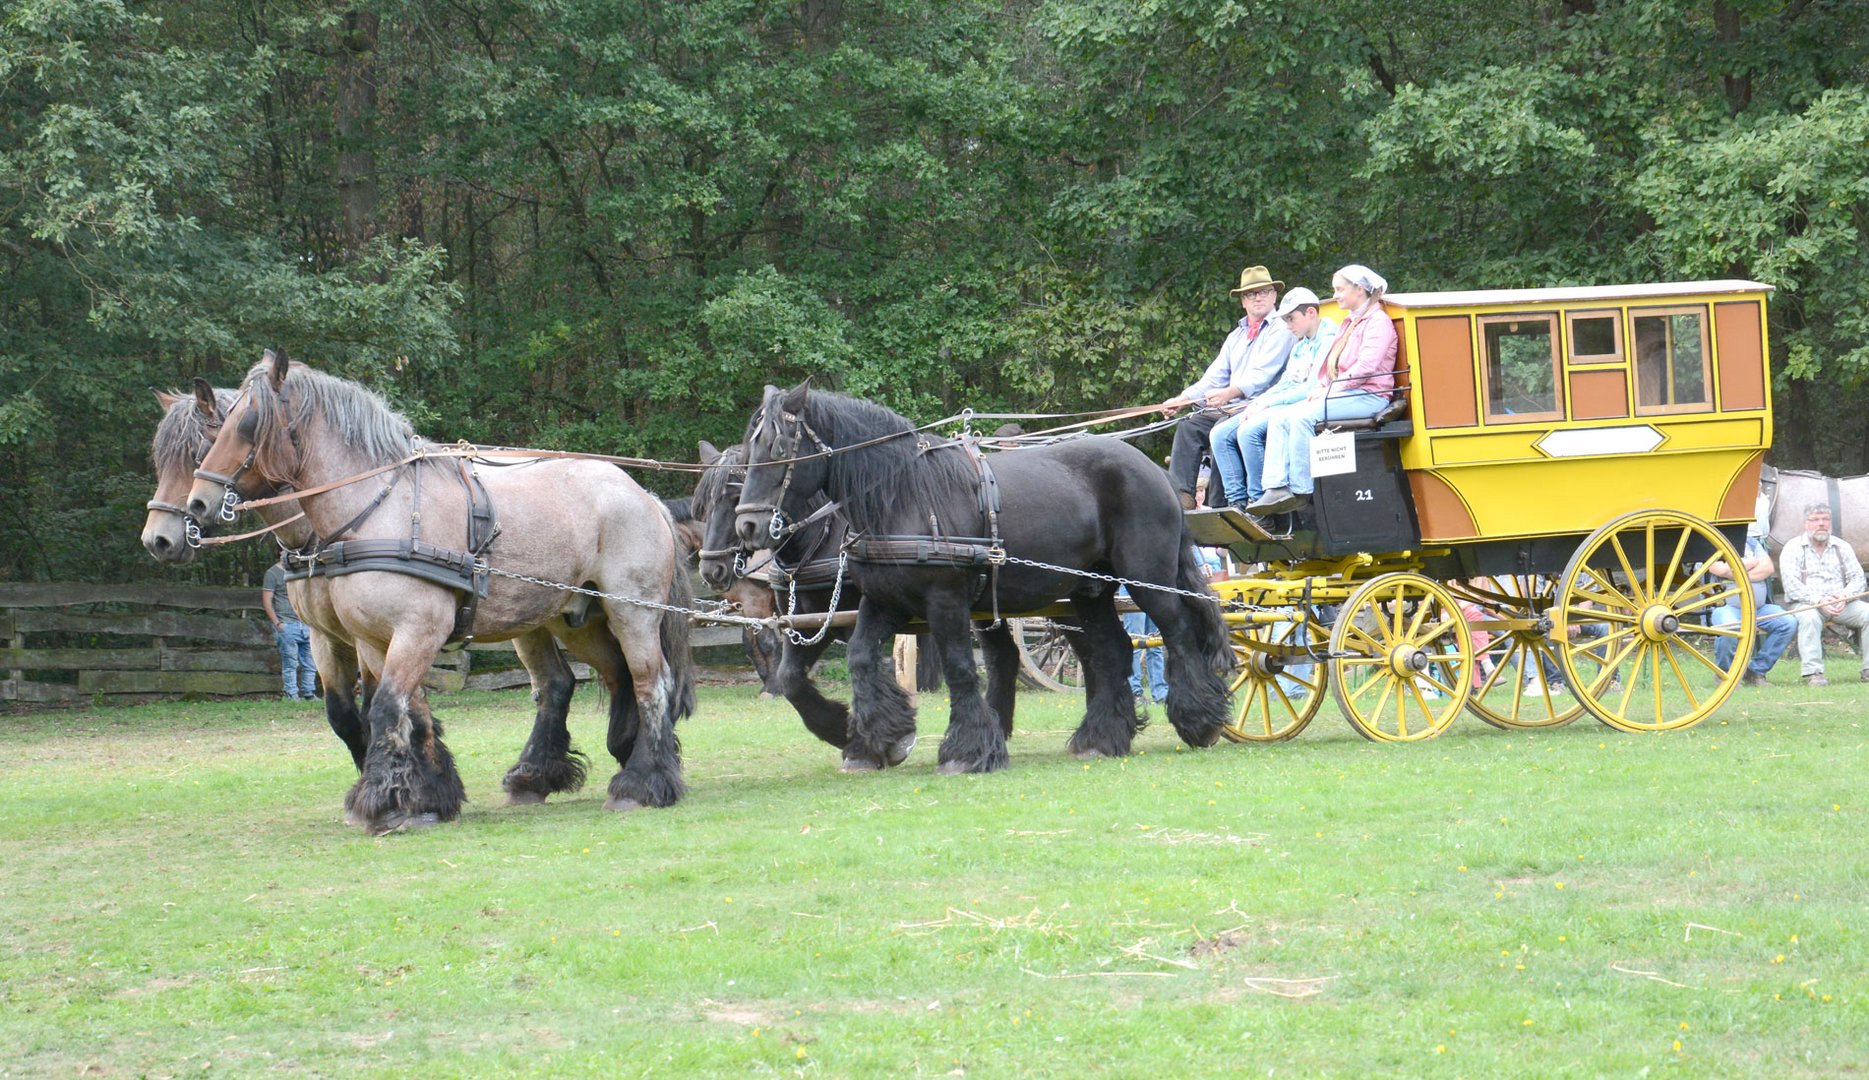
[1335,263,1389,300]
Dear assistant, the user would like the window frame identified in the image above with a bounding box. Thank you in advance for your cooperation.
[1478,311,1565,423]
[1630,304,1714,416]
[1565,308,1625,365]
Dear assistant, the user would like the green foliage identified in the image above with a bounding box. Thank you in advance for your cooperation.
[3,0,1867,579]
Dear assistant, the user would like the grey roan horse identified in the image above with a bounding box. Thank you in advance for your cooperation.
[180,351,696,833]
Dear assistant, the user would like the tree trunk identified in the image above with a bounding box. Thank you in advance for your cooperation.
[335,10,381,253]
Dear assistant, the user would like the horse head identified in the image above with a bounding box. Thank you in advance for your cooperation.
[734,382,830,548]
[142,379,230,564]
[691,440,753,590]
[184,348,305,524]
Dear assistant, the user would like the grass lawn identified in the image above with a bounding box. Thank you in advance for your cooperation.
[2,662,1864,1078]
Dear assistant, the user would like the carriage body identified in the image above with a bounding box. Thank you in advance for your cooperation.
[1392,279,1772,553]
[1197,280,1775,744]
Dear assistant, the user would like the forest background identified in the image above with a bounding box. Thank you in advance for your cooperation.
[3,0,1866,585]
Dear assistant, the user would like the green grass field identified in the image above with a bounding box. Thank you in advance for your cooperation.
[2,665,1864,1078]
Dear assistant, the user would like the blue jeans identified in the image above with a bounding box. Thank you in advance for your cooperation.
[1260,392,1390,495]
[1210,411,1277,507]
[275,619,316,698]
[1711,603,1794,676]
[1123,611,1166,702]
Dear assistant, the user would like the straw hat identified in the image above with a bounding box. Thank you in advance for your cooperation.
[1229,265,1284,294]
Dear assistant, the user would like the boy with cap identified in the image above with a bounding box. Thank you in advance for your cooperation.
[1209,286,1339,511]
[1158,266,1295,508]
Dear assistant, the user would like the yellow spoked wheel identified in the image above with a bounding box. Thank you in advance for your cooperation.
[1554,510,1753,733]
[1447,575,1586,730]
[1328,573,1473,742]
[1220,609,1329,743]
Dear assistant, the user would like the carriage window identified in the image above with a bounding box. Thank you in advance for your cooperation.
[1632,306,1711,414]
[1567,310,1623,364]
[1480,314,1562,422]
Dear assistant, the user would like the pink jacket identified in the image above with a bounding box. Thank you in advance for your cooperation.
[1317,303,1397,396]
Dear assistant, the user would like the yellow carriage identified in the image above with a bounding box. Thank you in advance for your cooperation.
[1186,279,1774,743]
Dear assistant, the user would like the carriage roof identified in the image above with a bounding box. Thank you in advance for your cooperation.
[1381,279,1773,310]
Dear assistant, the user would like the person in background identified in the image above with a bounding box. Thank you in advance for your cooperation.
[1120,587,1166,705]
[1210,286,1340,511]
[1245,264,1397,516]
[1705,528,1795,686]
[1158,266,1295,509]
[262,556,318,701]
[1779,502,1869,687]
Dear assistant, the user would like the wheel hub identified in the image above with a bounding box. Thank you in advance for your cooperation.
[1639,604,1680,642]
[1387,644,1430,678]
[1247,651,1287,678]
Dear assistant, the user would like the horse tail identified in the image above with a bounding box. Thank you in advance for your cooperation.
[660,549,699,724]
[1175,523,1233,675]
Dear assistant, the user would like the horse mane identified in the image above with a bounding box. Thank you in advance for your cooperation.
[243,359,416,477]
[774,390,974,533]
[691,444,745,520]
[151,388,237,473]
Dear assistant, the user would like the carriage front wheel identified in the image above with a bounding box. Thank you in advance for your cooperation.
[1553,510,1752,733]
[1219,605,1329,743]
[1328,573,1473,743]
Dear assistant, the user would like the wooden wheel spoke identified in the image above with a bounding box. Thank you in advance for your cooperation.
[1608,540,1646,605]
[1578,567,1637,612]
[1414,615,1457,645]
[1658,526,1693,605]
[1694,622,1745,639]
[1394,683,1411,738]
[1341,622,1385,654]
[1405,681,1438,731]
[1649,644,1666,718]
[1476,638,1523,696]
[1418,667,1458,697]
[1672,585,1736,617]
[1566,603,1639,624]
[1345,670,1390,703]
[1659,641,1703,709]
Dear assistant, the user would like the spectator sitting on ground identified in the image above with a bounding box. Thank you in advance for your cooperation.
[1705,529,1795,687]
[1778,501,1869,687]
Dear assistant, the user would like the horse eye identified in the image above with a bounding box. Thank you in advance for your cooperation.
[236,412,258,440]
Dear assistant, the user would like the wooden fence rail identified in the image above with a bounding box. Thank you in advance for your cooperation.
[0,582,743,704]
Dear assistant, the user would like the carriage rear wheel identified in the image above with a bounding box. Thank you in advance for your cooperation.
[1013,618,1086,693]
[1328,573,1473,743]
[1553,510,1752,733]
[1220,606,1329,743]
[1447,575,1586,730]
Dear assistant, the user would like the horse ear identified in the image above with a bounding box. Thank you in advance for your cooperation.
[154,387,180,409]
[698,440,721,466]
[264,348,290,391]
[191,377,217,417]
[780,379,811,416]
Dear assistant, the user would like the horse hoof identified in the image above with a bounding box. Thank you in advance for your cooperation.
[1072,747,1107,761]
[603,796,646,812]
[371,811,442,835]
[758,691,777,700]
[937,759,971,776]
[840,755,884,773]
[504,791,547,807]
[885,734,918,767]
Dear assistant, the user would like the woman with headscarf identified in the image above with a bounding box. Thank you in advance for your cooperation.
[1244,264,1399,516]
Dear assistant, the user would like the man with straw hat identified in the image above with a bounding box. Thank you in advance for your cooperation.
[1158,265,1295,509]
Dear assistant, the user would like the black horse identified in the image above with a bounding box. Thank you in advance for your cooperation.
[694,441,991,769]
[733,382,1232,774]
